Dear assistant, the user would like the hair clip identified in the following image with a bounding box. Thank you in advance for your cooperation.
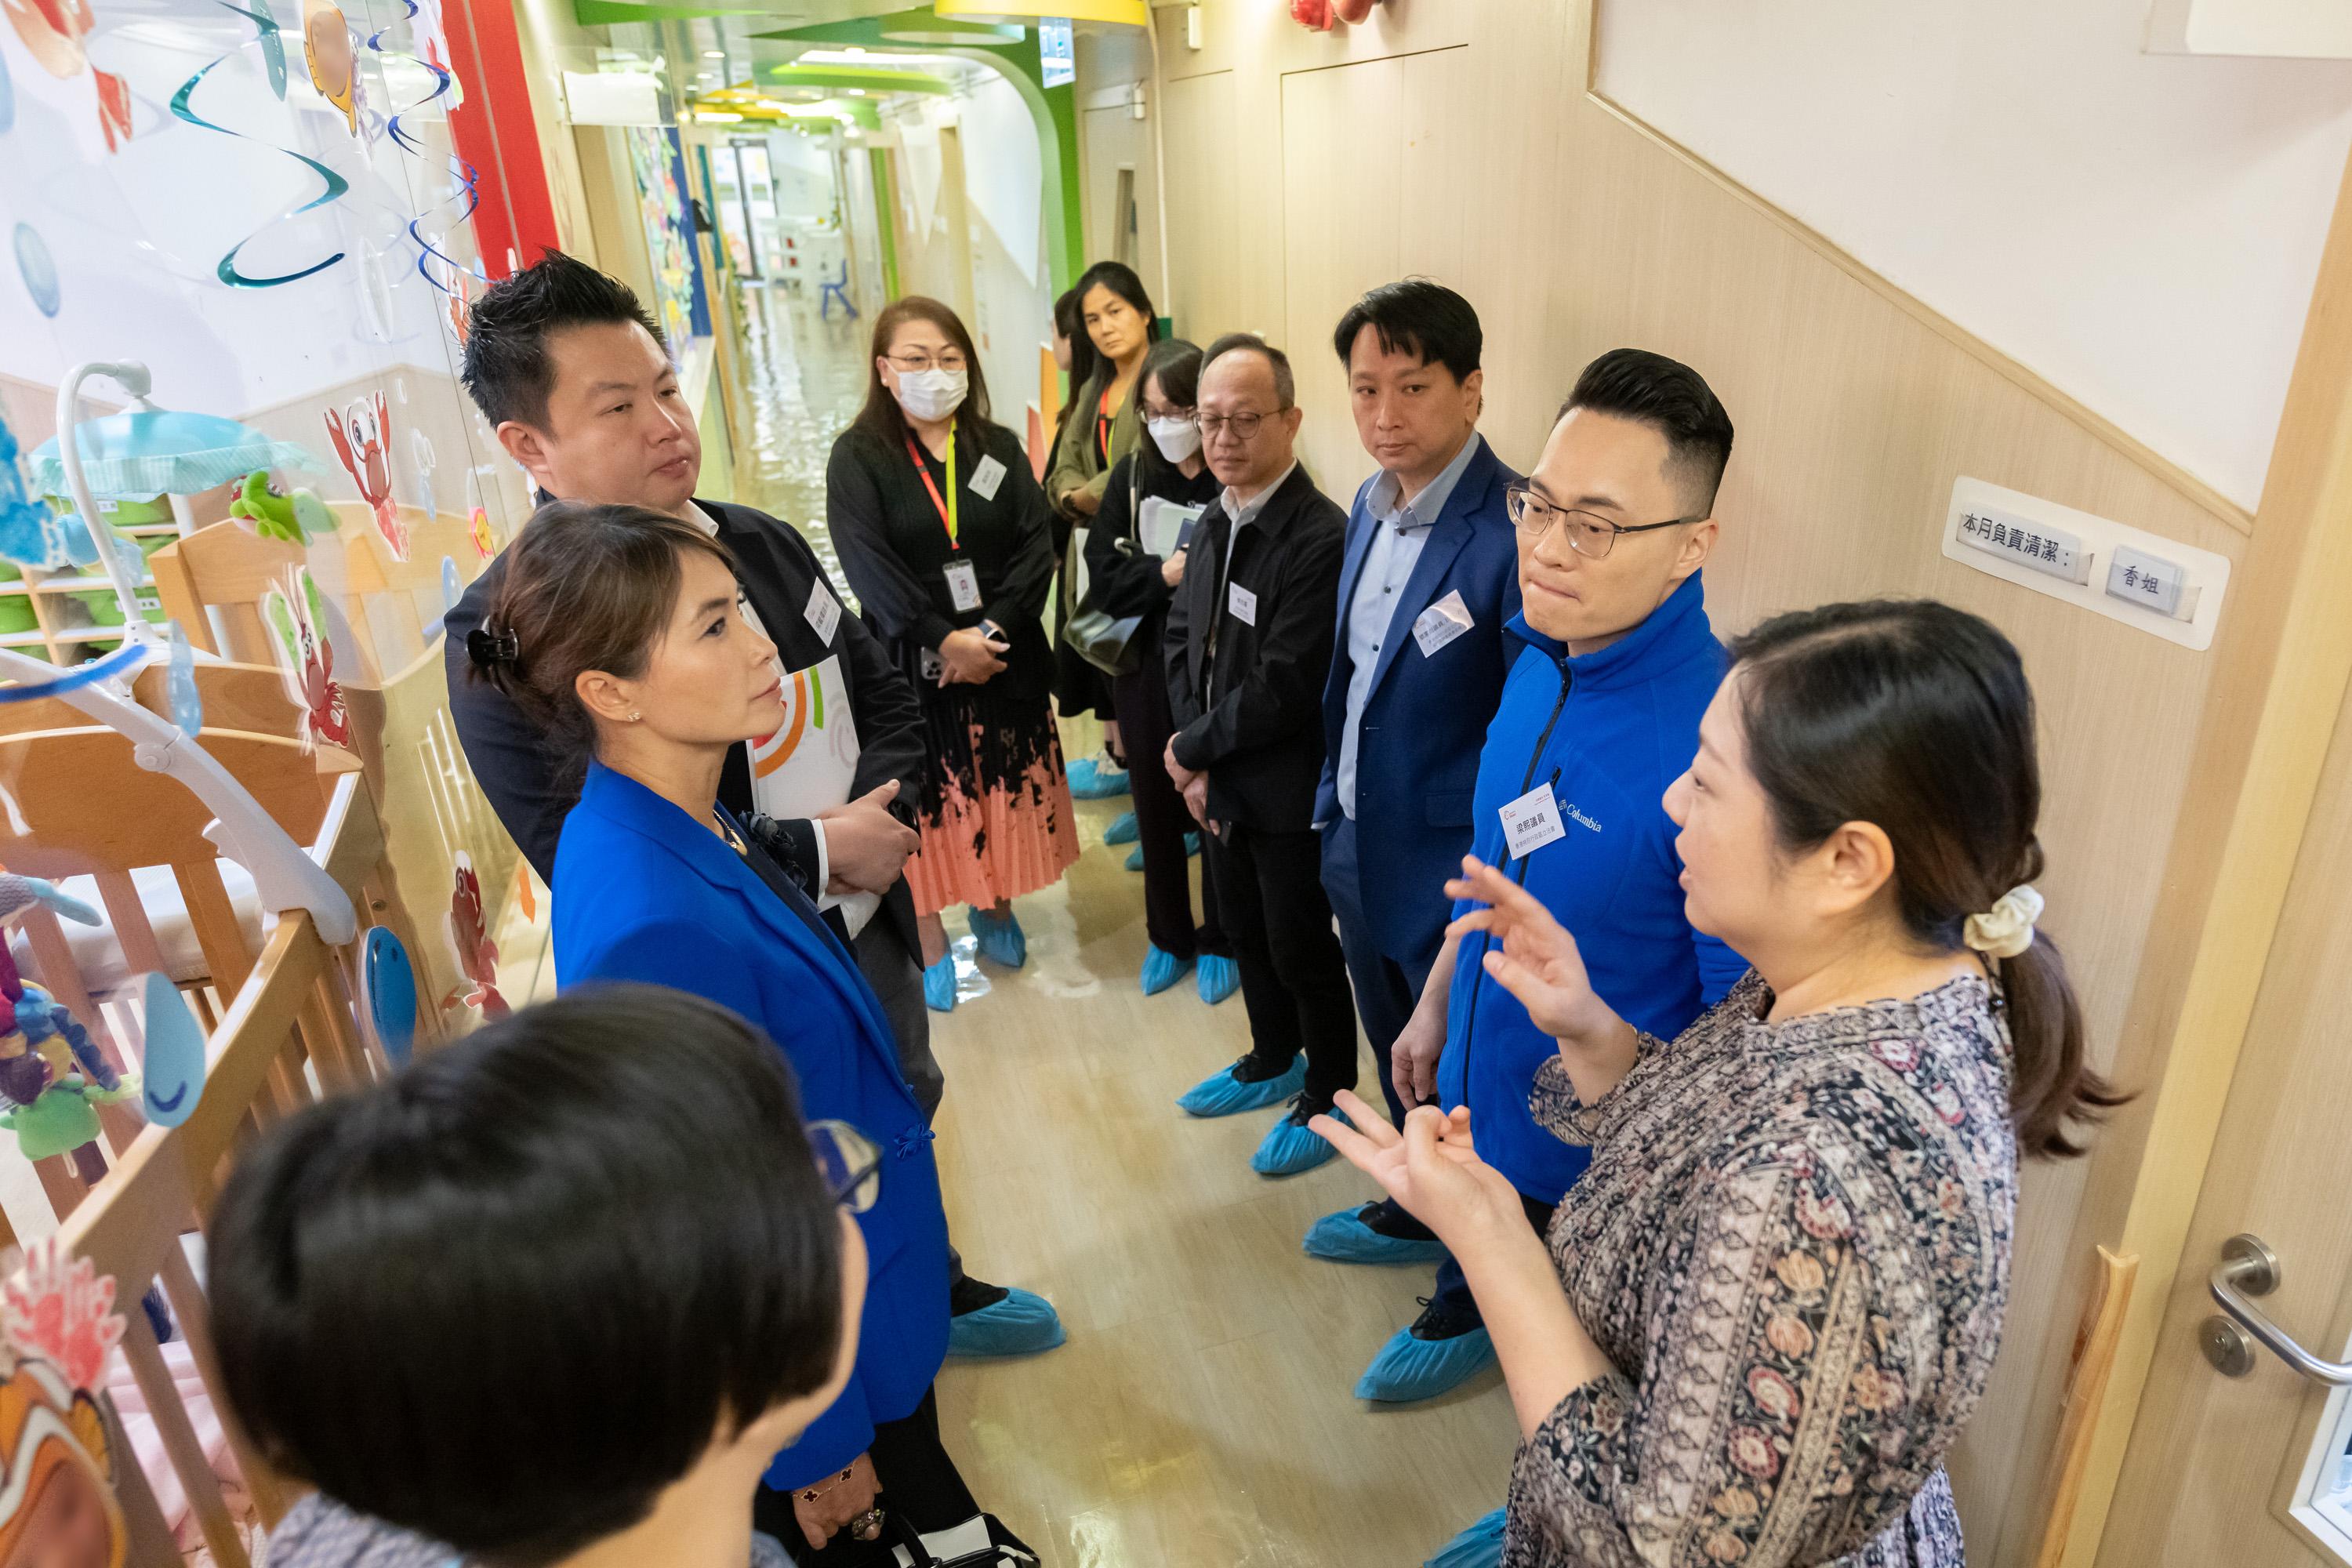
[467,626,521,667]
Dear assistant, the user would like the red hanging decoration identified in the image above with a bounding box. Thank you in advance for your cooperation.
[1288,0,1332,30]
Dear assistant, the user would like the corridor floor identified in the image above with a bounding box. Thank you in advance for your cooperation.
[637,285,1524,1565]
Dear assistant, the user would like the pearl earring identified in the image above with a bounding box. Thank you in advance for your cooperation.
[629,710,643,722]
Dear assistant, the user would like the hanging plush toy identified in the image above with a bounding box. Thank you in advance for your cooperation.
[225,470,328,546]
[0,877,140,1188]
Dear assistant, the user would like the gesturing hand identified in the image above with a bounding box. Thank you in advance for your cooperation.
[1309,1092,1530,1251]
[815,781,920,894]
[790,1452,880,1551]
[1443,857,1618,1050]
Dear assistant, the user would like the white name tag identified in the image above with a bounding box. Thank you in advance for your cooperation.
[804,579,842,644]
[944,559,982,612]
[1226,580,1258,626]
[1413,589,1474,658]
[967,453,1007,501]
[1499,781,1568,861]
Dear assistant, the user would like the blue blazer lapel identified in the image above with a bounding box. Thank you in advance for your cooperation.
[580,765,904,1085]
[1364,514,1472,700]
[1334,487,1381,663]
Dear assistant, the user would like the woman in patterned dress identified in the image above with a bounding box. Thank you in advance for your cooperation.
[828,297,1080,1013]
[1315,599,2121,1567]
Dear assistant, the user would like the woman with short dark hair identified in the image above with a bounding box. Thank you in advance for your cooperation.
[1317,599,2121,1568]
[825,297,1077,1014]
[210,985,869,1568]
[1078,336,1236,1004]
[463,501,999,1562]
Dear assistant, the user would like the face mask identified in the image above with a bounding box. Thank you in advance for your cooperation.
[1147,415,1202,463]
[893,368,967,423]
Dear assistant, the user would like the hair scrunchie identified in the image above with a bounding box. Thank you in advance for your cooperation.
[1963,884,2044,960]
[467,626,521,668]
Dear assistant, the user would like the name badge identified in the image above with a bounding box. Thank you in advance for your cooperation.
[944,559,982,612]
[1499,782,1567,861]
[804,579,842,644]
[1226,580,1258,626]
[968,453,1007,501]
[1413,590,1474,658]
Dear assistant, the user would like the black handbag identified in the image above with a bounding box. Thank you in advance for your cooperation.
[883,1512,1039,1567]
[1060,473,1148,677]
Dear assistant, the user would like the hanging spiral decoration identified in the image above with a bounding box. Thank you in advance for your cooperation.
[367,0,485,314]
[169,50,350,287]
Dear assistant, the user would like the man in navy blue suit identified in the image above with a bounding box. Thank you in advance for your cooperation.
[1304,280,1523,1241]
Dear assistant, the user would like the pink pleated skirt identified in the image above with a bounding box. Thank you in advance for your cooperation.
[903,684,1080,917]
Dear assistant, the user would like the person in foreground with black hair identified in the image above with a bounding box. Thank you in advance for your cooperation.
[444,250,1062,1361]
[209,984,869,1568]
[1316,598,2119,1568]
[1325,352,1751,1482]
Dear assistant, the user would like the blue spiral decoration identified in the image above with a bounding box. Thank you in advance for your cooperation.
[366,1,486,305]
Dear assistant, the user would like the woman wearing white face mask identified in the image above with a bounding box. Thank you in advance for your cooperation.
[827,297,1078,1014]
[1078,339,1240,1004]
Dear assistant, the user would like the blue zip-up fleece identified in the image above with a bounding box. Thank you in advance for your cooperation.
[1436,571,1749,1202]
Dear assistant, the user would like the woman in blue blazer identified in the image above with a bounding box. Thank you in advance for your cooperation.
[467,501,972,1564]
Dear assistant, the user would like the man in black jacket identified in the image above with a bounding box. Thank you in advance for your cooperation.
[443,251,1063,1358]
[1163,334,1358,1177]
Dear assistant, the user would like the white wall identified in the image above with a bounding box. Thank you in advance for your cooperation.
[1595,0,2352,511]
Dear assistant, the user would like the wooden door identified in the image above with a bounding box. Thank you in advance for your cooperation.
[2092,674,2352,1567]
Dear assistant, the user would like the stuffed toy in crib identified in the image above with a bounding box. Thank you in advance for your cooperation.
[0,877,140,1186]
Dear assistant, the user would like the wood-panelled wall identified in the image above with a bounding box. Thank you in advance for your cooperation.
[1142,2,2310,1562]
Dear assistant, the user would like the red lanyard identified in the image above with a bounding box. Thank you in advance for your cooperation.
[1094,387,1112,466]
[904,430,959,549]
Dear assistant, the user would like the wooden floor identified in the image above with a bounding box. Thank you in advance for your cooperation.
[924,720,1518,1567]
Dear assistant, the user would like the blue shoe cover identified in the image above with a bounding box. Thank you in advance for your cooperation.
[1254,1105,1348,1177]
[1103,810,1139,844]
[1185,832,1200,857]
[1304,1205,1448,1265]
[1068,757,1131,799]
[1196,954,1240,1005]
[946,1287,1067,1358]
[923,955,958,1014]
[968,906,1027,969]
[1425,1508,1508,1568]
[1177,1056,1304,1117]
[1126,844,1145,871]
[1356,1322,1497,1403]
[1141,944,1192,996]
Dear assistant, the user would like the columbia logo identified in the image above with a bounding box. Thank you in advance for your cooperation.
[1566,804,1602,833]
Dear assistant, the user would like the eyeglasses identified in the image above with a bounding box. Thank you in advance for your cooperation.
[1503,484,1705,561]
[1199,410,1282,440]
[888,351,967,373]
[808,1120,882,1213]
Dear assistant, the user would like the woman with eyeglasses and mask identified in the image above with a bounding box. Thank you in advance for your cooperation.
[826,296,1077,1013]
[1316,598,2122,1568]
[1078,337,1238,1004]
[1049,261,1165,797]
[466,502,1000,1563]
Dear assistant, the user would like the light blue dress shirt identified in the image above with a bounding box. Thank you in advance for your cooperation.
[1337,431,1485,818]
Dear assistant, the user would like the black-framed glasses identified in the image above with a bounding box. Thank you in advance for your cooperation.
[887,351,967,373]
[808,1120,883,1214]
[1504,484,1705,561]
[1199,410,1279,441]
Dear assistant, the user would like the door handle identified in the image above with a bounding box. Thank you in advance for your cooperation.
[2201,1232,2352,1387]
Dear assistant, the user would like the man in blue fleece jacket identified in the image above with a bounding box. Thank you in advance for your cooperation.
[1328,350,1751,1422]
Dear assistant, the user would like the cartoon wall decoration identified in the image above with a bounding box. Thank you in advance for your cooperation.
[0,1240,130,1568]
[300,0,357,136]
[441,851,507,1020]
[136,972,205,1128]
[409,425,435,520]
[325,392,406,558]
[13,222,59,317]
[0,877,139,1188]
[466,504,493,560]
[2,0,130,154]
[259,564,351,753]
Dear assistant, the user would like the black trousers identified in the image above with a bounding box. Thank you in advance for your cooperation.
[1110,634,1229,962]
[1319,814,1442,1128]
[1203,822,1358,1105]
[760,1386,979,1566]
[1432,1193,1558,1323]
